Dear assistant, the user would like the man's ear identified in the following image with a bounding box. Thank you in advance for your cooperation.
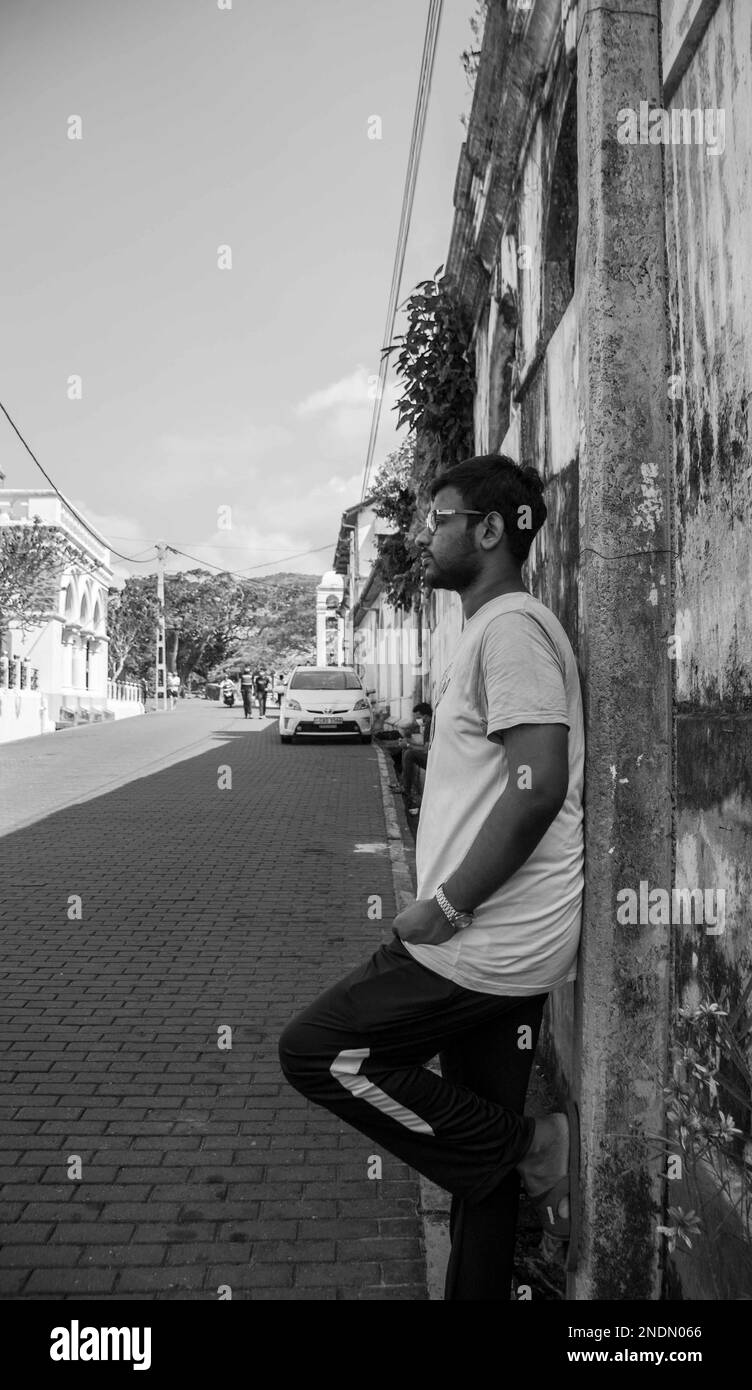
[479,510,505,550]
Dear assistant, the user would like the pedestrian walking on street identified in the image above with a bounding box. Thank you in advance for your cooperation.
[274,671,286,707]
[253,668,270,717]
[166,671,180,711]
[279,455,584,1300]
[240,666,254,719]
[220,673,236,707]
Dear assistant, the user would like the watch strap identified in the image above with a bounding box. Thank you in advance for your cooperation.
[435,882,473,928]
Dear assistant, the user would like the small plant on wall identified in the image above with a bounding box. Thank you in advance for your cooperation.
[656,992,752,1294]
[373,271,475,608]
[369,436,419,611]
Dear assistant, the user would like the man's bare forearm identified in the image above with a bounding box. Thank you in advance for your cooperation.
[442,785,564,915]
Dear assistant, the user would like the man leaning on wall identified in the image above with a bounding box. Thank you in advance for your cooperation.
[279,455,584,1299]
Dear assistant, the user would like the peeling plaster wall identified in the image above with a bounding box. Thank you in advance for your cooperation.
[664,0,752,1294]
[437,0,749,1300]
[518,118,545,370]
[522,306,581,1093]
[666,0,752,710]
[478,109,583,1093]
[473,304,491,454]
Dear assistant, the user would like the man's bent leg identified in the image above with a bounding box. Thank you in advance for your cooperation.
[279,938,536,1203]
[401,747,427,799]
[401,748,416,797]
[440,995,547,1300]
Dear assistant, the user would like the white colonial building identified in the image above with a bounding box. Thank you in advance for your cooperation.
[0,489,142,743]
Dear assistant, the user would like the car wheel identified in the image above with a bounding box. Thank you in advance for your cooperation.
[280,735,292,744]
[359,733,372,744]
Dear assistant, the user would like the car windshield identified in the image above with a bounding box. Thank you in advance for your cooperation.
[289,670,363,691]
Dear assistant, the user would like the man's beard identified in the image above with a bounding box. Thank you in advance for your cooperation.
[424,545,480,592]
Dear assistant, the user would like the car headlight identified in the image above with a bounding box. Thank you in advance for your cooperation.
[285,699,302,711]
[353,698,370,711]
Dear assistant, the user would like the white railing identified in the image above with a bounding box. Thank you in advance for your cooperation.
[0,655,38,692]
[107,679,142,703]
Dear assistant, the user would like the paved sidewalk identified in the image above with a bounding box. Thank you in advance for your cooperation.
[0,701,244,838]
[0,705,427,1299]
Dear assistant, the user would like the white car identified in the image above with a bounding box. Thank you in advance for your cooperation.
[279,666,373,743]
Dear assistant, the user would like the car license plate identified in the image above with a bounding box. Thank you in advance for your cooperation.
[315,717,341,726]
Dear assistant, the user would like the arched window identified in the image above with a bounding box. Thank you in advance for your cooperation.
[65,583,76,618]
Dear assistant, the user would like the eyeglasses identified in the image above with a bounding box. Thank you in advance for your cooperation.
[422,508,485,535]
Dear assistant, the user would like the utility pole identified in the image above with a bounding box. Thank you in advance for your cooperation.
[155,541,167,712]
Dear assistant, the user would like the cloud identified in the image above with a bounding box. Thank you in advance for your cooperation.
[296,366,373,415]
[295,364,403,462]
[69,404,397,590]
[324,474,362,497]
[154,423,292,488]
[76,459,359,585]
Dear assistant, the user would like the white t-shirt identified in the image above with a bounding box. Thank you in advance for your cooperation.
[403,591,584,996]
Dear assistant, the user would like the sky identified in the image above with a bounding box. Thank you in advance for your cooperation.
[0,0,478,584]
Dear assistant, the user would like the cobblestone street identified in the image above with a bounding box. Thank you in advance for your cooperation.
[0,704,428,1299]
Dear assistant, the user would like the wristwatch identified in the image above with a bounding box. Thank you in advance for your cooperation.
[435,883,474,931]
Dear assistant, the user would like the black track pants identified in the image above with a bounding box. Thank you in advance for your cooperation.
[279,936,547,1297]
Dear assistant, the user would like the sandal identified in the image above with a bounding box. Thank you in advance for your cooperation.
[529,1100,580,1270]
[533,1173,570,1240]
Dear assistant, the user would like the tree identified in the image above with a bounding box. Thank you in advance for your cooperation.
[107,568,319,686]
[228,574,318,672]
[0,519,72,649]
[107,575,160,680]
[164,572,250,680]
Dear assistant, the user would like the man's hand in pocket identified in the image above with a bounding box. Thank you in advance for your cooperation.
[393,898,456,946]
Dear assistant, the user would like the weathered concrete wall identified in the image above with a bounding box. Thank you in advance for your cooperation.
[521,307,581,1094]
[523,299,581,653]
[663,0,752,1295]
[518,118,545,373]
[435,0,750,1301]
[666,0,752,710]
[461,0,674,1300]
[497,58,584,1099]
[573,0,674,1301]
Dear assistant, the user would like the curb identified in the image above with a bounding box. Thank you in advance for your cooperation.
[375,746,451,1302]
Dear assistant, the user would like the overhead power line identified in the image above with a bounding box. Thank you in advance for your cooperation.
[360,0,444,501]
[0,403,328,575]
[109,536,332,559]
[166,542,335,578]
[0,401,334,579]
[0,400,156,565]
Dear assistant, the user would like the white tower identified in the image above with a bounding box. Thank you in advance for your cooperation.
[315,571,345,665]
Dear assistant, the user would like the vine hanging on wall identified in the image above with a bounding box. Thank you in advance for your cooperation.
[371,270,476,609]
